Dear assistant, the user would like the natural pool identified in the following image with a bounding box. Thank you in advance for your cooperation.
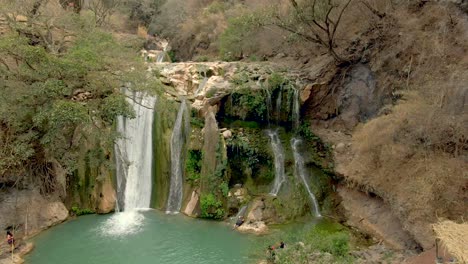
[26,210,260,264]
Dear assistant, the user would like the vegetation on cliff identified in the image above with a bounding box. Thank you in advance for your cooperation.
[0,1,156,194]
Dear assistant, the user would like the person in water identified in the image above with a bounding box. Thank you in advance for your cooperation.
[233,216,245,229]
[6,231,15,248]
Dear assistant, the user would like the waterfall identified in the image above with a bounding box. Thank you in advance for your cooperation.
[115,91,156,211]
[236,205,248,218]
[166,100,190,213]
[264,87,272,124]
[104,91,155,237]
[291,138,321,217]
[267,129,286,196]
[292,89,300,130]
[275,86,283,123]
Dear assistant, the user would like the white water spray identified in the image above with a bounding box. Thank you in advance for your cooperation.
[291,138,321,217]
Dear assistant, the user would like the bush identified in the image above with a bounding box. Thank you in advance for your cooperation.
[200,193,225,219]
[186,150,202,185]
[71,206,95,216]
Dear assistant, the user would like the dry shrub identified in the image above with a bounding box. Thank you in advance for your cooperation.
[433,220,468,263]
[342,90,467,247]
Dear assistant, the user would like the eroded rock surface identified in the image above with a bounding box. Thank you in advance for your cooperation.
[337,186,418,250]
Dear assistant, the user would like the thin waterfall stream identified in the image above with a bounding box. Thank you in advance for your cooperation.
[166,100,190,213]
[291,138,322,217]
[292,88,300,131]
[267,129,286,196]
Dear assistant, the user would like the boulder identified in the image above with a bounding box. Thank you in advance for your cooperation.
[96,172,116,214]
[0,189,68,238]
[237,221,268,235]
[183,190,200,217]
[222,130,232,139]
[335,142,346,153]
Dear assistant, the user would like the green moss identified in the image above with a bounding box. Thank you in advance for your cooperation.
[152,98,177,209]
[70,206,95,216]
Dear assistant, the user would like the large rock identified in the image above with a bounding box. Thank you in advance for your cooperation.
[0,189,68,238]
[95,171,116,214]
[337,186,418,250]
[183,190,201,217]
[237,221,268,235]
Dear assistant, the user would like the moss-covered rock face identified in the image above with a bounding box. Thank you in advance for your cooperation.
[66,128,116,214]
[152,98,178,210]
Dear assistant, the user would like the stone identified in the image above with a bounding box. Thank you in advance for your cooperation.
[337,186,418,250]
[237,221,268,235]
[183,190,200,217]
[0,189,69,238]
[335,142,346,153]
[246,200,264,222]
[222,130,232,139]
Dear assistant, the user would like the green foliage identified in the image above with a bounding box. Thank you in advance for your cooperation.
[219,13,265,61]
[100,94,136,123]
[186,150,202,185]
[305,226,350,257]
[268,72,288,92]
[0,15,154,188]
[167,50,177,62]
[70,206,95,216]
[219,182,229,197]
[273,222,354,264]
[200,193,225,219]
[227,88,267,121]
[297,122,321,142]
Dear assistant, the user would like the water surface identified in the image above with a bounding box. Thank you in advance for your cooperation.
[27,211,258,264]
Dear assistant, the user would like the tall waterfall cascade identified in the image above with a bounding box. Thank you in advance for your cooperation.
[104,91,156,237]
[267,129,286,196]
[166,100,190,213]
[115,91,156,211]
[291,138,322,217]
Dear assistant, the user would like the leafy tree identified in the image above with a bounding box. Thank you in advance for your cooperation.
[0,10,154,192]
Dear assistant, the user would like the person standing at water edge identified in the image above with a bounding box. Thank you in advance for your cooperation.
[233,216,245,229]
[6,231,15,248]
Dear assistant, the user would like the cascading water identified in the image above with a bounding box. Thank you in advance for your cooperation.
[292,89,300,131]
[275,86,283,123]
[291,138,321,217]
[267,129,286,196]
[115,91,156,210]
[264,87,272,124]
[104,91,157,236]
[166,100,190,214]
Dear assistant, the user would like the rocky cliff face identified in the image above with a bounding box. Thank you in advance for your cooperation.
[0,189,68,239]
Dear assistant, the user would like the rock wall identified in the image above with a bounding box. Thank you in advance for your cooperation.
[0,189,68,238]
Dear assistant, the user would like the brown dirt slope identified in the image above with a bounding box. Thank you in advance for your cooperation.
[316,1,468,250]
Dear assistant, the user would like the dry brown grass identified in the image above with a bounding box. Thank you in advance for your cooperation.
[433,220,468,263]
[333,1,468,249]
